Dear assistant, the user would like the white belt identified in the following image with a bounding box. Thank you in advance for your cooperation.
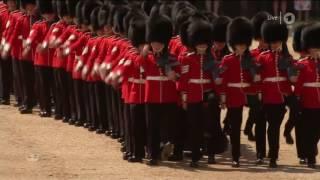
[227,83,250,88]
[128,78,145,84]
[303,82,320,88]
[146,76,169,81]
[264,77,287,82]
[189,79,211,84]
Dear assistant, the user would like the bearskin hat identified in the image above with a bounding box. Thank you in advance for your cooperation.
[174,6,195,35]
[261,20,288,43]
[112,5,130,34]
[212,16,231,42]
[301,23,320,50]
[128,16,146,47]
[98,4,109,27]
[56,0,68,17]
[90,7,101,31]
[146,13,173,45]
[66,0,77,17]
[292,23,307,52]
[227,17,253,49]
[141,0,158,16]
[36,0,55,14]
[123,8,145,36]
[75,0,85,24]
[171,1,195,21]
[187,19,213,48]
[251,11,270,40]
[82,1,103,26]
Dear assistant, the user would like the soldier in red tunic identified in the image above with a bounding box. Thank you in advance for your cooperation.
[257,20,294,168]
[178,15,219,168]
[250,11,270,163]
[144,10,178,166]
[220,17,255,168]
[295,23,320,169]
[291,23,309,165]
[23,0,57,117]
[1,0,23,107]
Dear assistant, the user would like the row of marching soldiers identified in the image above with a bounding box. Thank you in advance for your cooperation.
[0,0,319,169]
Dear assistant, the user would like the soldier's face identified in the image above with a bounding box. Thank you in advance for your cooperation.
[25,4,36,15]
[151,42,164,53]
[270,41,282,51]
[42,13,55,21]
[195,44,208,55]
[104,25,113,35]
[213,41,226,50]
[7,0,17,11]
[62,16,73,24]
[234,44,247,55]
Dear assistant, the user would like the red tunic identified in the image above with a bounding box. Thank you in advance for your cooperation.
[256,50,293,104]
[178,52,216,103]
[220,53,254,108]
[295,57,320,108]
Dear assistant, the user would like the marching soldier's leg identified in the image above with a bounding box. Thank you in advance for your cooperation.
[53,68,63,120]
[283,95,299,145]
[265,103,286,168]
[255,106,267,163]
[88,82,98,131]
[228,107,243,167]
[128,104,146,162]
[146,104,161,165]
[0,58,13,105]
[74,79,86,126]
[59,69,71,121]
[12,58,23,108]
[24,61,35,111]
[111,88,120,138]
[105,84,113,135]
[95,81,107,133]
[67,73,77,124]
[188,103,204,167]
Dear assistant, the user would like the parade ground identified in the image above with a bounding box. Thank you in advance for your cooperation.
[0,103,319,180]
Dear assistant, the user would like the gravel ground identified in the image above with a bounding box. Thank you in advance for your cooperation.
[0,103,319,180]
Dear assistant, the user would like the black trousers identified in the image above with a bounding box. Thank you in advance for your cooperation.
[205,96,226,156]
[146,103,177,160]
[301,108,320,164]
[12,59,23,104]
[255,105,267,159]
[94,81,108,130]
[74,79,86,124]
[130,104,146,158]
[244,94,261,133]
[124,103,132,154]
[228,107,243,161]
[118,93,124,138]
[172,106,187,156]
[88,82,98,128]
[67,73,76,121]
[35,66,53,113]
[0,58,13,101]
[187,95,223,162]
[264,103,286,160]
[53,69,63,116]
[19,61,35,109]
[295,115,306,159]
[105,84,113,132]
[59,69,70,119]
[283,95,300,136]
[110,88,120,135]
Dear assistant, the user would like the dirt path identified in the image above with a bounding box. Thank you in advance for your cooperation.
[0,104,319,180]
